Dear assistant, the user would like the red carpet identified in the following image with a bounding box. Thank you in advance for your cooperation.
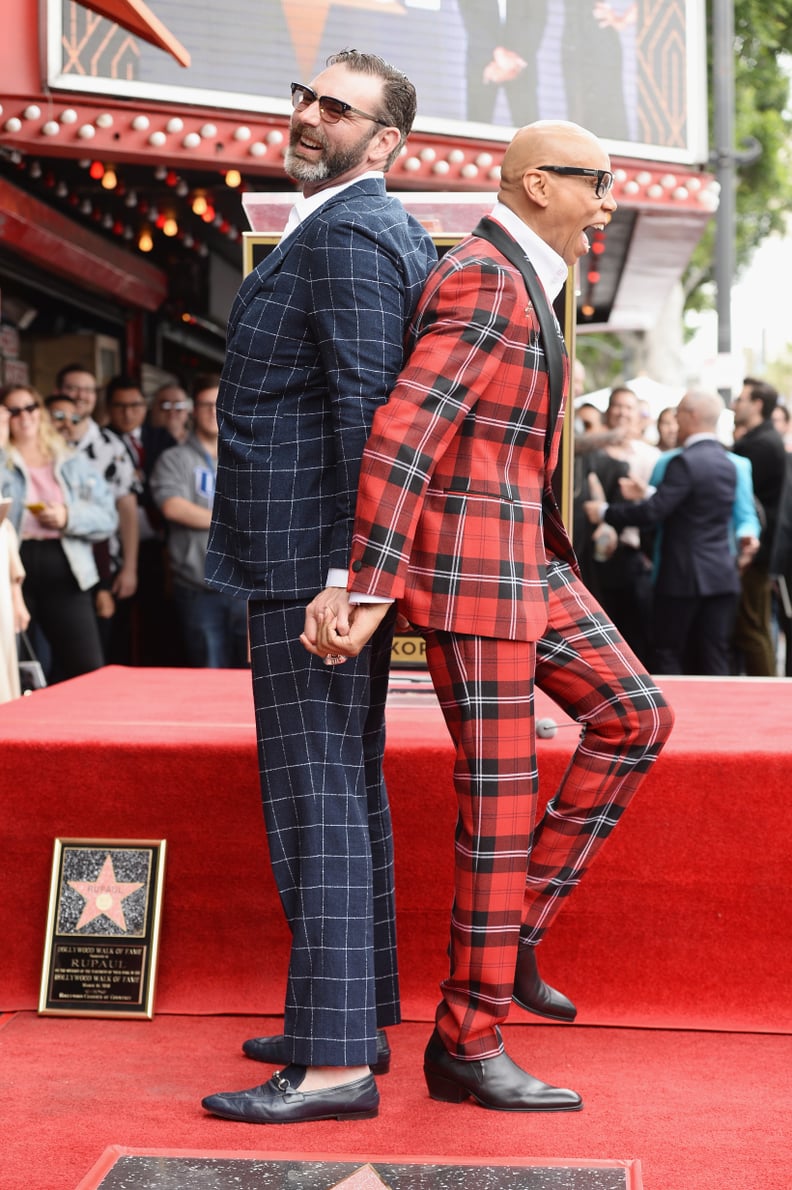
[1,1012,790,1190]
[1,668,791,1188]
[1,668,791,1032]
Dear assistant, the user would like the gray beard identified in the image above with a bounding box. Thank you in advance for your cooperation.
[285,124,373,185]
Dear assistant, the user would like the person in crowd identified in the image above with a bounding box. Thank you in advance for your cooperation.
[590,384,659,664]
[304,119,673,1113]
[731,377,787,675]
[48,374,140,649]
[656,405,678,451]
[586,390,760,674]
[104,375,177,665]
[576,401,605,433]
[0,384,117,682]
[148,381,193,444]
[150,375,248,668]
[0,403,31,702]
[201,50,437,1126]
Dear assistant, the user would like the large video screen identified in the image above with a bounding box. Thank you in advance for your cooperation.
[49,0,707,164]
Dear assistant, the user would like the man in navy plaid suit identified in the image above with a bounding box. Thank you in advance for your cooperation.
[201,51,437,1125]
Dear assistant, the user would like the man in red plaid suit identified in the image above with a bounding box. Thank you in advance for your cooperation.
[304,120,674,1112]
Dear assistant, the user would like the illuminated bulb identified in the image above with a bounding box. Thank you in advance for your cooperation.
[162,217,178,237]
[101,168,118,190]
[89,161,105,179]
[138,230,154,252]
[225,169,242,188]
[581,304,595,317]
[192,194,208,216]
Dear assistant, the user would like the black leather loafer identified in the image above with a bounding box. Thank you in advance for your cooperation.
[242,1028,391,1075]
[423,1029,582,1112]
[201,1065,379,1123]
[513,945,577,1022]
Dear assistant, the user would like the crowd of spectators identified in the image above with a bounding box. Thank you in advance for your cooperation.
[0,367,249,698]
[3,365,792,699]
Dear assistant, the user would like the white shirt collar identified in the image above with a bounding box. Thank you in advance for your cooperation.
[489,200,569,301]
[283,171,385,239]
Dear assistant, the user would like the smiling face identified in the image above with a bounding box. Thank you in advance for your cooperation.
[500,121,617,266]
[284,63,395,196]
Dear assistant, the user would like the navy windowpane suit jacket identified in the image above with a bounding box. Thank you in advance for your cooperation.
[206,176,437,600]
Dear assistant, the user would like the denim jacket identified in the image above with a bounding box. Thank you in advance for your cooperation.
[0,448,118,591]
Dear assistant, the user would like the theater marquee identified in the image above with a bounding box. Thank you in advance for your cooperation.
[48,0,707,165]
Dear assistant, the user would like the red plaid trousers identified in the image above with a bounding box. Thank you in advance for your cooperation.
[423,559,674,1059]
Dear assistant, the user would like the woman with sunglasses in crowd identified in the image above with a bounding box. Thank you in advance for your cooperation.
[0,383,117,682]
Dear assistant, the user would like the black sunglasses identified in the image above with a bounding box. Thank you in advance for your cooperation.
[290,82,389,127]
[538,165,614,199]
[7,403,39,418]
[50,410,84,425]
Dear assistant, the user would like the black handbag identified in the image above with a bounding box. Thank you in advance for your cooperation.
[17,630,47,694]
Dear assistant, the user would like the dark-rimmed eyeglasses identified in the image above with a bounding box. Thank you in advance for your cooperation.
[7,403,39,418]
[290,82,389,127]
[538,165,614,199]
[49,410,84,425]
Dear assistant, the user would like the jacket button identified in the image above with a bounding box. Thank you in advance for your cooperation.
[351,559,362,572]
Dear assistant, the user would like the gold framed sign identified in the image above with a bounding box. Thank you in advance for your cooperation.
[39,839,166,1019]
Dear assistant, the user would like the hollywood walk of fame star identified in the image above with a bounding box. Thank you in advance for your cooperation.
[68,853,144,931]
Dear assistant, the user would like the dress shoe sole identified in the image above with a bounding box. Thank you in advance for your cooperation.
[512,992,577,1023]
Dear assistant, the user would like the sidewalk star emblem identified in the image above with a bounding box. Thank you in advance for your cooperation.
[68,853,144,931]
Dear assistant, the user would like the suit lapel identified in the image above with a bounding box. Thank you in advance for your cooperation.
[472,216,566,460]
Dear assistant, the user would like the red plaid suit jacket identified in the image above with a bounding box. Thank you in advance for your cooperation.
[348,227,578,641]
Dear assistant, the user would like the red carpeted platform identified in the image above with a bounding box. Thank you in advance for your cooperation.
[1,666,791,1033]
[2,667,792,1190]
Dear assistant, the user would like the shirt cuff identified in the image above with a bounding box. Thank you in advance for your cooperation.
[326,567,394,606]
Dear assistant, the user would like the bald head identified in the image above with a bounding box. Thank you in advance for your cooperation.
[497,120,616,265]
[676,389,724,442]
[500,121,605,186]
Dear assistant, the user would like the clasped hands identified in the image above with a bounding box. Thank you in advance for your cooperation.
[300,586,393,665]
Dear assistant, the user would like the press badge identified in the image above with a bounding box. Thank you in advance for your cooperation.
[195,466,215,502]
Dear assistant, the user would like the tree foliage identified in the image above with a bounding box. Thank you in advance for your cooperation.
[683,0,792,310]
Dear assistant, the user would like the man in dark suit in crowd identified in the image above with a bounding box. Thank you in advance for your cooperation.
[731,377,787,674]
[589,389,760,675]
[201,51,437,1125]
[306,119,673,1112]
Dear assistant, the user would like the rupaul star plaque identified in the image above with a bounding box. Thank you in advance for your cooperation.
[39,839,166,1018]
